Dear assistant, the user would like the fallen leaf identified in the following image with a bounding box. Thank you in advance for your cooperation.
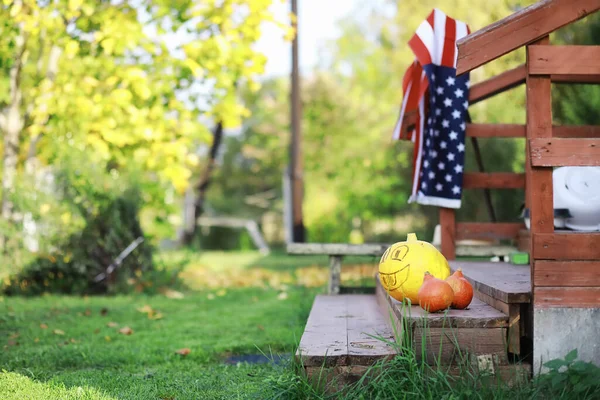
[257,324,264,331]
[100,308,108,316]
[162,289,184,299]
[84,309,92,316]
[53,329,65,335]
[104,336,111,342]
[175,348,191,356]
[277,292,288,300]
[107,322,118,328]
[9,332,19,339]
[34,338,39,343]
[207,293,215,300]
[137,305,154,314]
[119,327,133,335]
[7,340,18,347]
[148,312,164,320]
[94,328,100,334]
[40,323,48,329]
[70,338,78,343]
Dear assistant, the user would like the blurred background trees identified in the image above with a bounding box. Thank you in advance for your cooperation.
[1,0,599,292]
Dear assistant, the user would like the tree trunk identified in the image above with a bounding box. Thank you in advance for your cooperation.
[182,121,224,245]
[0,28,26,251]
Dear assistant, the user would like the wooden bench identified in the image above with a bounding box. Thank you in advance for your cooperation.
[287,242,518,295]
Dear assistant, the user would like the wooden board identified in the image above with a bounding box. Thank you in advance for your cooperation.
[414,326,508,365]
[534,287,600,308]
[530,138,600,166]
[456,0,600,74]
[467,124,525,138]
[534,261,600,287]
[440,208,456,260]
[554,125,600,138]
[528,45,600,76]
[287,242,517,258]
[376,276,509,365]
[296,295,395,367]
[449,261,531,304]
[526,36,554,251]
[532,232,600,261]
[375,275,508,329]
[469,65,526,104]
[456,222,523,241]
[463,172,525,189]
[287,243,389,256]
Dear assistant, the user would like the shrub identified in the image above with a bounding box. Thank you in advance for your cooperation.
[3,189,155,296]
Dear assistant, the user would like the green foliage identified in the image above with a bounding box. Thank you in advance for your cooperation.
[3,188,154,295]
[536,350,600,399]
[552,13,600,126]
[210,0,538,245]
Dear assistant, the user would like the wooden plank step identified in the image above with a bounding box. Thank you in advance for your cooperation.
[449,261,531,304]
[296,294,396,369]
[449,261,532,356]
[375,276,510,366]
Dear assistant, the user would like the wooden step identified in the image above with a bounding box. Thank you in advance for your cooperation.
[296,294,396,388]
[449,261,532,356]
[375,276,511,367]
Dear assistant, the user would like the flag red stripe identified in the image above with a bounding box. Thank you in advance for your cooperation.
[408,35,432,66]
[442,17,456,67]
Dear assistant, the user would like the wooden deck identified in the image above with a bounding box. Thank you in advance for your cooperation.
[296,295,396,368]
[375,275,510,366]
[449,261,532,357]
[449,261,531,304]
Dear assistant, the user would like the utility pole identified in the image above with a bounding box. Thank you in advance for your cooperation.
[289,0,305,242]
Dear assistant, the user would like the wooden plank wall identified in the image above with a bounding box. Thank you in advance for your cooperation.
[526,38,600,309]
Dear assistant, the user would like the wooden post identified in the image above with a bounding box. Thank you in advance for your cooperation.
[328,255,343,295]
[526,36,554,299]
[440,208,456,260]
[289,0,305,242]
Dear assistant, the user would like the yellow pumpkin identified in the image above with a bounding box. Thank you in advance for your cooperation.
[378,233,450,304]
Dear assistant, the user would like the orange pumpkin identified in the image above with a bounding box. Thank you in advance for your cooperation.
[446,268,474,309]
[418,272,454,312]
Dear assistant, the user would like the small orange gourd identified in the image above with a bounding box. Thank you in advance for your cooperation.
[418,272,454,312]
[446,268,474,309]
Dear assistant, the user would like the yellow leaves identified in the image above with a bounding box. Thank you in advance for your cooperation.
[118,326,133,335]
[53,329,65,335]
[111,88,133,106]
[106,322,118,328]
[60,212,71,225]
[137,304,164,319]
[9,1,22,17]
[277,292,288,301]
[65,40,79,59]
[68,0,83,12]
[183,59,203,78]
[101,38,116,55]
[175,348,191,357]
[161,288,185,300]
[162,164,192,194]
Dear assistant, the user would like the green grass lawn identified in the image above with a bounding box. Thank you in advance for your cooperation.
[0,250,380,399]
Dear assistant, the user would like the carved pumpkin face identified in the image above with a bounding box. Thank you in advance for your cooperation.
[378,233,450,304]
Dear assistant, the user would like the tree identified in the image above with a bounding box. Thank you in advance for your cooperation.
[208,0,539,246]
[552,13,600,126]
[0,0,290,250]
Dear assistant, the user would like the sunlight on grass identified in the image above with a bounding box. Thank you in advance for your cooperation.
[172,251,379,290]
[0,371,116,400]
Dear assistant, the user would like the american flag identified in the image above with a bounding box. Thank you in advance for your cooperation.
[392,9,470,209]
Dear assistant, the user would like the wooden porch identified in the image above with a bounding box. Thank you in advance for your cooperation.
[291,0,600,389]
